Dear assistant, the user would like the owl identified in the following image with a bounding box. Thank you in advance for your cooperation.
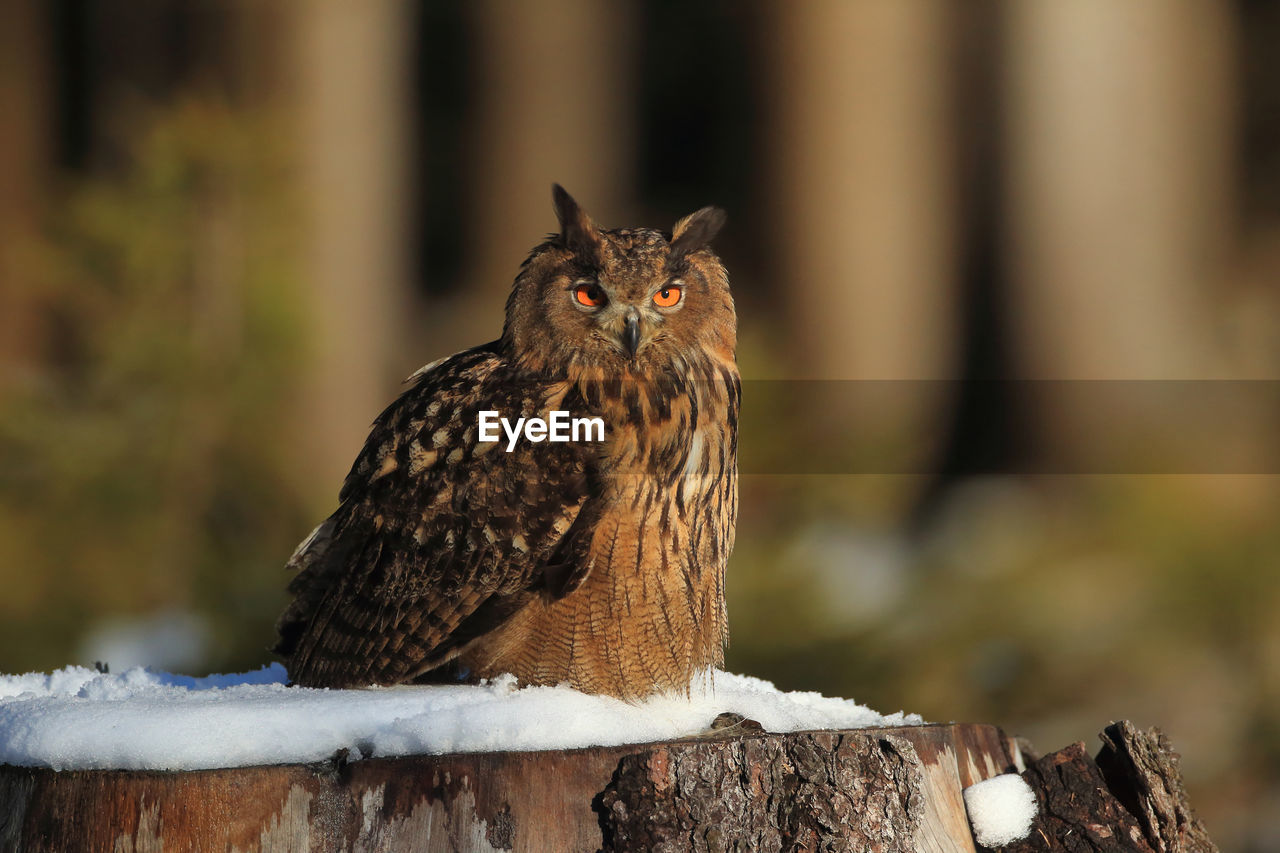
[275,185,739,700]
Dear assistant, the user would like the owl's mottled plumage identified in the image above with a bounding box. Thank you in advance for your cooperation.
[275,185,738,699]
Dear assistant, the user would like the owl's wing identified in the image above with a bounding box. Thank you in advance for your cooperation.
[275,343,598,688]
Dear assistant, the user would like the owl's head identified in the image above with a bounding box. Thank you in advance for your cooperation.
[503,185,735,375]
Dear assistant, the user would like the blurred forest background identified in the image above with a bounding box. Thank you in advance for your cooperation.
[1,0,1279,847]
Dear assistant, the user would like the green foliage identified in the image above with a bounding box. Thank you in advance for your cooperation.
[0,99,309,673]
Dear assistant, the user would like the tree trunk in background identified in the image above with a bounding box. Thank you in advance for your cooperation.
[766,0,957,486]
[433,0,634,356]
[1001,1,1243,477]
[1003,0,1234,380]
[226,0,291,106]
[290,0,413,497]
[769,0,956,382]
[0,0,49,382]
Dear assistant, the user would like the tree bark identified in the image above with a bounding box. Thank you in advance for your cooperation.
[1096,721,1217,853]
[1000,722,1218,853]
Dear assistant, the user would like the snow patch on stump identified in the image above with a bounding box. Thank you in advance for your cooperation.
[0,664,923,771]
[963,773,1038,847]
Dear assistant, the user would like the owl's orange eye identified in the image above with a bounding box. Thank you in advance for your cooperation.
[653,286,682,308]
[574,282,606,308]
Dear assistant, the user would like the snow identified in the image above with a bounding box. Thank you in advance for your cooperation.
[963,773,1039,847]
[0,665,923,772]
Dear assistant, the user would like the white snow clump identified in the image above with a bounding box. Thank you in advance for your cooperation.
[963,772,1039,847]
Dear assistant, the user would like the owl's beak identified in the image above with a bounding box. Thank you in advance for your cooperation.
[622,314,641,359]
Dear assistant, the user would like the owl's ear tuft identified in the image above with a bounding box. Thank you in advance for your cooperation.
[552,184,602,261]
[669,206,727,262]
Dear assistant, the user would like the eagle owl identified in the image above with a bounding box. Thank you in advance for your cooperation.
[275,185,739,699]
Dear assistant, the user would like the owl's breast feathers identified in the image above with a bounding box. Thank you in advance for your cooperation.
[276,342,739,698]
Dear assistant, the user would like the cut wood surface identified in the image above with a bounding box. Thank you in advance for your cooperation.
[0,722,1024,853]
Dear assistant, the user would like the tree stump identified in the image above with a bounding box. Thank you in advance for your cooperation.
[0,720,1215,853]
[1003,721,1217,853]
